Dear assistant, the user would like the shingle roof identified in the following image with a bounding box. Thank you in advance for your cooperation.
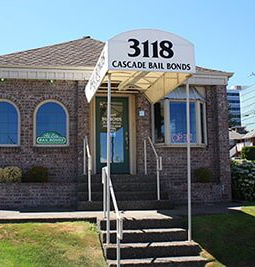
[243,129,255,139]
[229,130,245,140]
[0,36,104,67]
[0,36,233,76]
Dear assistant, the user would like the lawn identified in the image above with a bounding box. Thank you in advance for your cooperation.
[0,221,106,267]
[191,205,255,267]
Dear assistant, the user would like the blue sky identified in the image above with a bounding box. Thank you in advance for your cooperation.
[0,0,254,86]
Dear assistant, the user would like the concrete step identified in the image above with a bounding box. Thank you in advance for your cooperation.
[107,256,209,267]
[77,200,173,211]
[99,217,183,231]
[77,182,103,192]
[78,191,169,201]
[101,228,187,243]
[104,241,201,260]
[77,182,157,192]
[78,175,159,184]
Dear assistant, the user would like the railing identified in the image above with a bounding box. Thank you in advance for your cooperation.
[102,166,123,267]
[144,137,162,200]
[83,136,92,201]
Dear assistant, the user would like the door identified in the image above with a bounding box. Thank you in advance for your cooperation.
[96,97,129,173]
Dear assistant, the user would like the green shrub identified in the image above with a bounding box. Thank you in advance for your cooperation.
[231,159,255,201]
[241,146,255,160]
[0,168,3,182]
[22,166,48,183]
[0,166,22,183]
[194,167,213,183]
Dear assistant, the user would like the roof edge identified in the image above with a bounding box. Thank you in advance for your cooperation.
[0,64,233,77]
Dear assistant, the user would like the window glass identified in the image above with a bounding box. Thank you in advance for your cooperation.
[169,102,196,143]
[0,101,19,145]
[36,102,67,145]
[154,101,165,143]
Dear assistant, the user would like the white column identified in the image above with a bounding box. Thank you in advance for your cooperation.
[186,80,192,242]
[106,73,111,244]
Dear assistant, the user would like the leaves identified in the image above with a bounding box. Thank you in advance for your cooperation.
[231,159,255,200]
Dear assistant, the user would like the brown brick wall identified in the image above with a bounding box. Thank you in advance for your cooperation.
[0,183,76,210]
[0,79,89,182]
[0,79,231,208]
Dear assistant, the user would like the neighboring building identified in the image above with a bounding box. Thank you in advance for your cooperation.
[240,84,255,131]
[0,36,233,210]
[229,128,255,158]
[229,129,244,148]
[227,85,242,126]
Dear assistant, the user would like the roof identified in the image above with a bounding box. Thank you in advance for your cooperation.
[0,37,104,68]
[229,130,244,140]
[0,36,234,78]
[243,129,255,139]
[165,86,205,100]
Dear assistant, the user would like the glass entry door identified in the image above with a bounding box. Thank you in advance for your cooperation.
[96,97,129,173]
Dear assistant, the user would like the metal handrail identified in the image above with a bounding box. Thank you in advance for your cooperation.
[83,136,92,201]
[144,137,162,200]
[102,167,123,267]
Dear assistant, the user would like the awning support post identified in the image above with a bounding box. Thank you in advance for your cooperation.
[106,73,111,244]
[186,80,192,242]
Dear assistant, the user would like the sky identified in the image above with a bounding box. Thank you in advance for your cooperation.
[0,0,254,87]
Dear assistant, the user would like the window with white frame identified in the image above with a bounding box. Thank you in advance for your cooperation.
[34,101,69,146]
[153,87,207,145]
[0,100,20,146]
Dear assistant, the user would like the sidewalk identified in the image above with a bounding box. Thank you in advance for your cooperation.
[0,202,243,223]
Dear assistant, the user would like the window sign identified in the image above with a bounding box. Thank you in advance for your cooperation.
[36,131,67,145]
[170,102,196,143]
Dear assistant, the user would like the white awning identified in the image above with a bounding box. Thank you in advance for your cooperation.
[100,71,191,103]
[84,29,196,244]
[85,29,195,104]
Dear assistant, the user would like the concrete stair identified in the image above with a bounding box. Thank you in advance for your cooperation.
[107,256,208,267]
[77,174,172,211]
[98,216,208,267]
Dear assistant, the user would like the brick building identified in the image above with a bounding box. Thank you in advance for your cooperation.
[0,36,233,210]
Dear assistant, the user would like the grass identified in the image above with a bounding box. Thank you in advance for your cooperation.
[242,204,255,217]
[190,205,255,267]
[0,221,106,267]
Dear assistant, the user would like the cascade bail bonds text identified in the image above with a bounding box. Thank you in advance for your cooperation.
[111,60,191,71]
[110,38,191,71]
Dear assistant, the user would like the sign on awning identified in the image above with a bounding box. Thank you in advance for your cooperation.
[85,29,195,103]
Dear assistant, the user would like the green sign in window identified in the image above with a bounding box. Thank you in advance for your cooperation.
[36,131,67,145]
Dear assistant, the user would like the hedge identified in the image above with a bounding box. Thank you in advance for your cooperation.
[241,146,255,160]
[231,159,255,201]
[22,166,48,183]
[0,167,22,183]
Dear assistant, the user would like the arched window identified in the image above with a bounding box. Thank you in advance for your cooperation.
[0,100,20,146]
[34,101,69,146]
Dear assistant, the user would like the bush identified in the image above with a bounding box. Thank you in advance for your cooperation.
[231,159,255,201]
[0,166,22,183]
[194,167,213,183]
[241,146,255,160]
[0,168,3,181]
[22,166,48,183]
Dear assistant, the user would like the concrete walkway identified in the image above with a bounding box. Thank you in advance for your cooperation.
[0,202,243,223]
